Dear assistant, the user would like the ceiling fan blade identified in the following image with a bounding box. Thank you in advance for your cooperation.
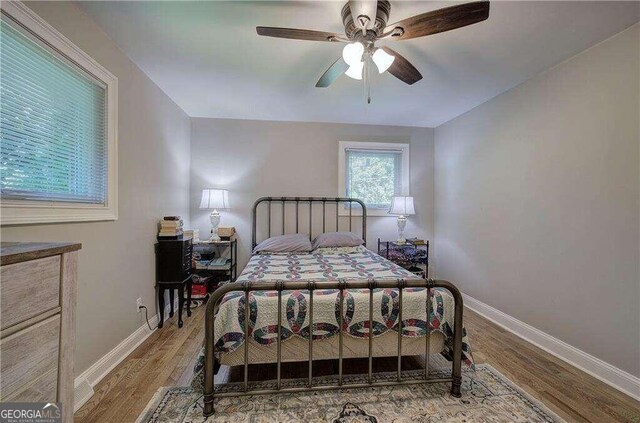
[256,26,342,42]
[380,47,422,85]
[349,0,378,31]
[316,57,350,88]
[384,1,489,41]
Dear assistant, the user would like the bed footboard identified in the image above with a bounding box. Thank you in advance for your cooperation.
[202,278,463,417]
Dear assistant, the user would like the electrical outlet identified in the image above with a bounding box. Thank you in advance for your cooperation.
[136,297,143,312]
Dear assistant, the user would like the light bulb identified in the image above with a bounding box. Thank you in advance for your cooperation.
[342,42,364,66]
[345,61,364,80]
[372,48,395,73]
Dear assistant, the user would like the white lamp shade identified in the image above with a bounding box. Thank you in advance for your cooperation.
[199,189,229,210]
[372,48,395,74]
[345,61,364,80]
[342,42,364,66]
[388,196,415,216]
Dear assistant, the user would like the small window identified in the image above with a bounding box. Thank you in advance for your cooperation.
[338,141,409,216]
[0,4,117,224]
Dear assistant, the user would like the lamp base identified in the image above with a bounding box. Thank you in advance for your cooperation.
[209,210,221,242]
[396,215,407,244]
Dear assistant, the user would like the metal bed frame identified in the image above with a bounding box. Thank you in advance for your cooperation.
[203,197,464,417]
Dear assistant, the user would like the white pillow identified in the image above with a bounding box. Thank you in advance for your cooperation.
[253,234,312,254]
[311,232,365,250]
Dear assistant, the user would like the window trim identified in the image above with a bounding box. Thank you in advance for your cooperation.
[0,1,118,225]
[338,141,410,217]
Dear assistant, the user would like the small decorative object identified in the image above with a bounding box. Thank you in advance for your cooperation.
[406,237,425,245]
[199,189,230,242]
[388,196,415,244]
[217,226,236,240]
[184,229,200,242]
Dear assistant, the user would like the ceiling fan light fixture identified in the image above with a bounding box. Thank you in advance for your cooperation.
[257,1,489,91]
[342,42,364,66]
[372,48,395,74]
[345,61,364,80]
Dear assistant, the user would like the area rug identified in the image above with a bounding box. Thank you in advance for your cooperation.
[137,364,564,422]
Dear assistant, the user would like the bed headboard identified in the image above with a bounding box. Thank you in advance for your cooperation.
[251,197,367,249]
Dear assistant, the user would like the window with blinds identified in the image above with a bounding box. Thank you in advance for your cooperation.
[0,13,108,205]
[345,149,403,209]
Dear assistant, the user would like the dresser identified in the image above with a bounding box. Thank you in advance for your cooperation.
[156,237,192,328]
[0,242,81,423]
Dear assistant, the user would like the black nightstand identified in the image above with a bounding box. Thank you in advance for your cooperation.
[378,238,430,278]
[155,237,192,328]
[191,238,238,301]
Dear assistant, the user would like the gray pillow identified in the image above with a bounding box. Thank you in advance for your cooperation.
[312,232,365,250]
[253,234,312,254]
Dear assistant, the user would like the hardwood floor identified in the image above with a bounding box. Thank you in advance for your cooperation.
[465,311,640,423]
[74,306,205,423]
[75,305,640,423]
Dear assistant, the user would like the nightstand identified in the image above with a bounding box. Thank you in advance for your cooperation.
[378,238,429,278]
[155,237,192,328]
[191,238,237,301]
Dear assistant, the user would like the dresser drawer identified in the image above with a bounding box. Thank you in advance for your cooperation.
[157,239,193,283]
[0,315,60,400]
[0,255,61,331]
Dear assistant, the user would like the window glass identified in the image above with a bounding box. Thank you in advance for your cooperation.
[345,149,402,209]
[0,15,107,204]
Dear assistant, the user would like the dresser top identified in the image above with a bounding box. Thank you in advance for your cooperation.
[1,242,82,265]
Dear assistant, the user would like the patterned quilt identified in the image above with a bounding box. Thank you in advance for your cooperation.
[212,248,473,368]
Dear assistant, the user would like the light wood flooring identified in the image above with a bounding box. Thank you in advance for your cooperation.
[75,305,640,423]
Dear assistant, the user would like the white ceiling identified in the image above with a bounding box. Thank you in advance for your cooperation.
[79,1,639,127]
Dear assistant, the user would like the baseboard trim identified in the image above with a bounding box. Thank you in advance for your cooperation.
[73,378,93,413]
[73,301,176,412]
[463,294,640,402]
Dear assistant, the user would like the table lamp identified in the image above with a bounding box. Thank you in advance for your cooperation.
[388,196,415,244]
[199,189,229,242]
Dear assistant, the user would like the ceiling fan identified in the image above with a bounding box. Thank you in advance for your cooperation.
[256,1,490,102]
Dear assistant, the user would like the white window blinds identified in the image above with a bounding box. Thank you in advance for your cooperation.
[0,14,108,204]
[345,148,402,209]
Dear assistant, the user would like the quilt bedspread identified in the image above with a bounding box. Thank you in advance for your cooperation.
[213,249,473,367]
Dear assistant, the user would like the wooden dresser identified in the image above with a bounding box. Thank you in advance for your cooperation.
[0,242,81,423]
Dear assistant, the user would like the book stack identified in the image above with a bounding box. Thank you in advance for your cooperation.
[194,259,211,269]
[158,216,183,239]
[193,258,231,270]
[207,257,230,270]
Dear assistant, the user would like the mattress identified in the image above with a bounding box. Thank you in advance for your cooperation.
[220,329,445,365]
[213,248,473,367]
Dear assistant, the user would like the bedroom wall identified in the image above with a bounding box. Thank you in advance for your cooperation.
[190,118,434,269]
[0,1,191,375]
[434,24,640,376]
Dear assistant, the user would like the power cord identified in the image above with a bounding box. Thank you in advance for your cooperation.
[138,305,154,331]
